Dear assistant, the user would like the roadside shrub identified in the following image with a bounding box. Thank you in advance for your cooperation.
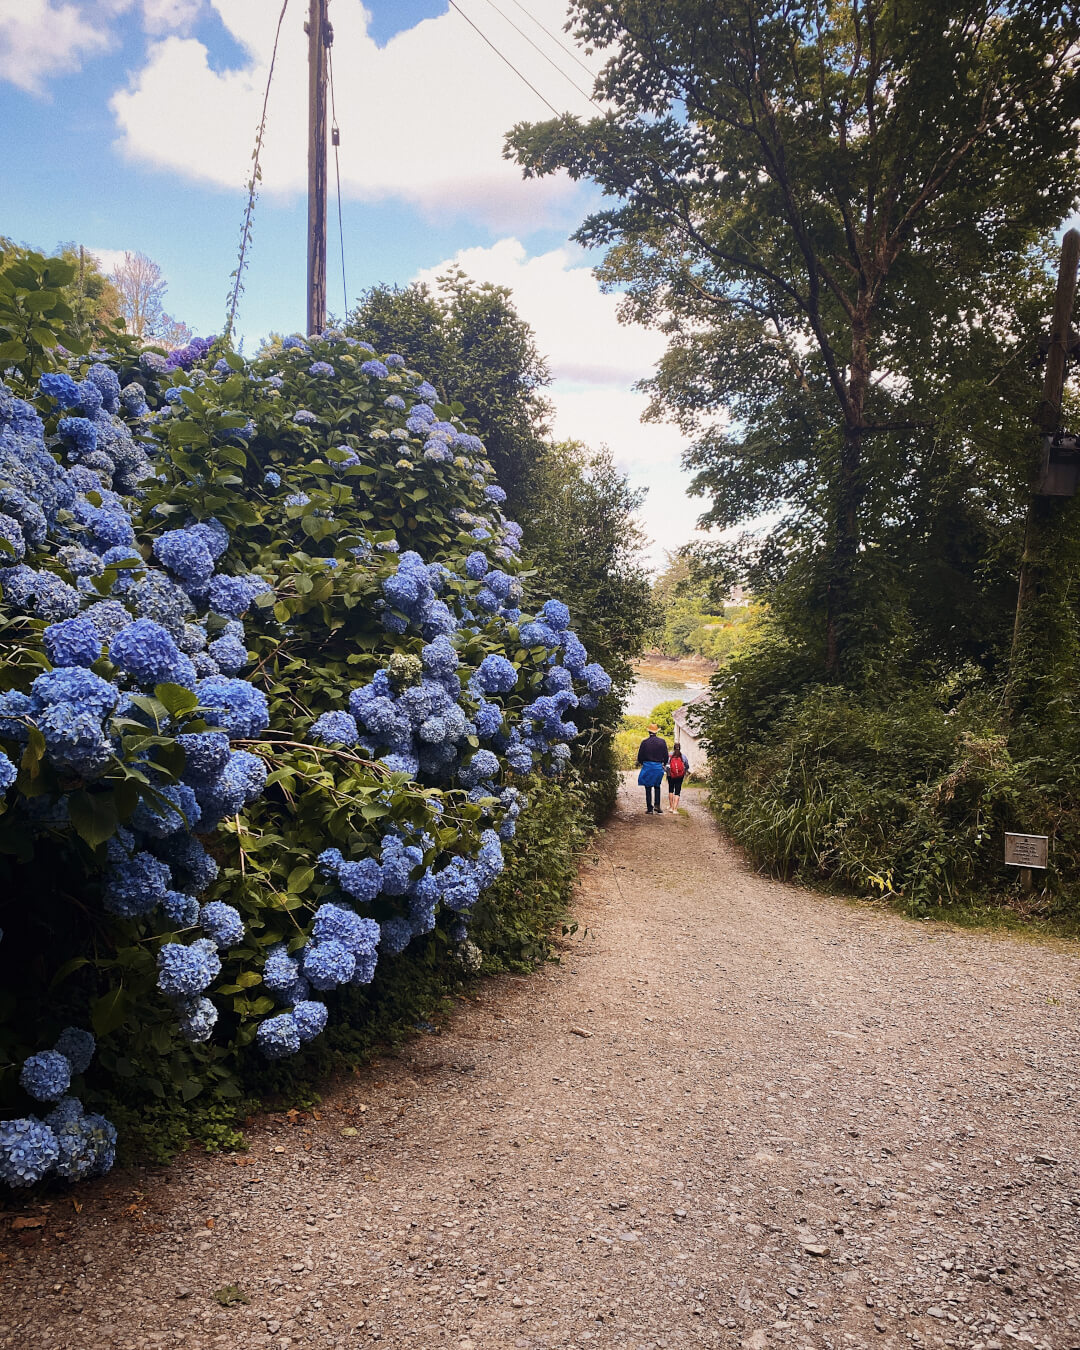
[0,322,613,1186]
[700,638,1080,916]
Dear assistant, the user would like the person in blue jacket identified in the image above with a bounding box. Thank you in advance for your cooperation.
[636,722,669,815]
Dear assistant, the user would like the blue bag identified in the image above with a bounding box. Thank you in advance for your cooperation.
[637,760,665,787]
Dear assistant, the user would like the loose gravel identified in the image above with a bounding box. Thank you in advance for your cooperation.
[2,776,1079,1350]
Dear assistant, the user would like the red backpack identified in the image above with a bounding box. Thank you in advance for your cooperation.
[668,754,685,778]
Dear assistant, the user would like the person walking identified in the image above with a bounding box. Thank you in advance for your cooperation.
[636,722,668,815]
[666,742,689,813]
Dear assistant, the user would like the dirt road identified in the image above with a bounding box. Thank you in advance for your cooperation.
[2,777,1079,1350]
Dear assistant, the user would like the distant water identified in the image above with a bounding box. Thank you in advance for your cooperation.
[626,669,708,718]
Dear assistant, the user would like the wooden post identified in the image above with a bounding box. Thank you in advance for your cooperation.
[1007,230,1080,717]
[306,0,329,338]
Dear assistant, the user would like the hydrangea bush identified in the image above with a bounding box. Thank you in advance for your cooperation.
[0,323,611,1187]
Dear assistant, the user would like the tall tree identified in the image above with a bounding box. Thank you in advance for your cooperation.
[110,250,190,345]
[508,0,1080,680]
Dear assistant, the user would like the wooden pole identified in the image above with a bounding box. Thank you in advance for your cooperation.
[1007,229,1080,713]
[306,0,329,337]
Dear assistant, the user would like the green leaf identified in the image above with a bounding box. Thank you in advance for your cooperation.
[91,986,129,1037]
[49,956,90,990]
[286,864,315,894]
[154,682,200,717]
[68,789,119,849]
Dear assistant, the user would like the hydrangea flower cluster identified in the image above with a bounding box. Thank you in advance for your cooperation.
[0,1029,115,1187]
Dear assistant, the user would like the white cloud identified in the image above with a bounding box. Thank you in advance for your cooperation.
[412,239,715,569]
[414,238,665,386]
[0,0,112,94]
[140,0,202,35]
[108,0,602,227]
[0,0,205,94]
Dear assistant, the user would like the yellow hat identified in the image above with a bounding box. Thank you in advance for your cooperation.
[647,723,659,733]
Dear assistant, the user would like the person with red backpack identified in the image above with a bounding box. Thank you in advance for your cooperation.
[666,742,690,813]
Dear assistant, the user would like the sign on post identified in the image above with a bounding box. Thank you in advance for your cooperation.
[1004,833,1048,869]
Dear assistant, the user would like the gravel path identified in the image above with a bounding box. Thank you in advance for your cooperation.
[3,776,1079,1350]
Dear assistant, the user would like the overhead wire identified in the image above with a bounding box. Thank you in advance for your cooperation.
[473,0,602,110]
[503,0,598,82]
[445,0,561,116]
[327,28,349,320]
[225,0,291,340]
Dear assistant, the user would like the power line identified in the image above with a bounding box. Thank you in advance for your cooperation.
[226,0,291,340]
[473,0,602,110]
[502,0,599,84]
[327,35,348,320]
[445,0,561,116]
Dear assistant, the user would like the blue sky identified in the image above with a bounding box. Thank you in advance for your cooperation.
[0,0,702,567]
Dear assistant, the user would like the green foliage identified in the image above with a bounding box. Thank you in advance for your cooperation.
[649,701,680,740]
[508,0,1080,680]
[699,641,1080,919]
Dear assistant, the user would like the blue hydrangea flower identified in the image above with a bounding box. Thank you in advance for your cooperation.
[152,529,215,586]
[583,662,612,695]
[264,470,282,488]
[293,409,318,425]
[302,938,355,990]
[384,394,406,411]
[562,632,588,676]
[104,849,172,918]
[20,1050,72,1102]
[474,654,517,694]
[308,361,335,377]
[309,711,360,746]
[177,996,218,1044]
[519,620,558,649]
[177,730,231,782]
[0,749,17,793]
[262,944,303,998]
[541,599,571,632]
[292,1000,328,1042]
[110,618,190,687]
[43,616,102,668]
[196,677,270,738]
[156,938,221,999]
[208,634,248,674]
[465,552,489,580]
[0,1117,60,1187]
[421,635,458,677]
[385,353,406,369]
[161,889,200,927]
[53,1027,95,1075]
[256,1013,301,1059]
[199,901,245,949]
[312,903,380,956]
[377,916,414,957]
[31,572,82,621]
[38,372,82,407]
[207,574,268,618]
[361,359,389,379]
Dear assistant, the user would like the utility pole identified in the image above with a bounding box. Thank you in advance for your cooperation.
[1007,228,1080,720]
[306,0,330,337]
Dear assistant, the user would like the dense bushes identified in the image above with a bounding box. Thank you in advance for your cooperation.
[699,637,1080,919]
[0,255,618,1187]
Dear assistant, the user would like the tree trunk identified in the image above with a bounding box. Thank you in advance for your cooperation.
[825,314,871,681]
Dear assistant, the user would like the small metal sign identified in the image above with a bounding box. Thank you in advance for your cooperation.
[1004,833,1048,869]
